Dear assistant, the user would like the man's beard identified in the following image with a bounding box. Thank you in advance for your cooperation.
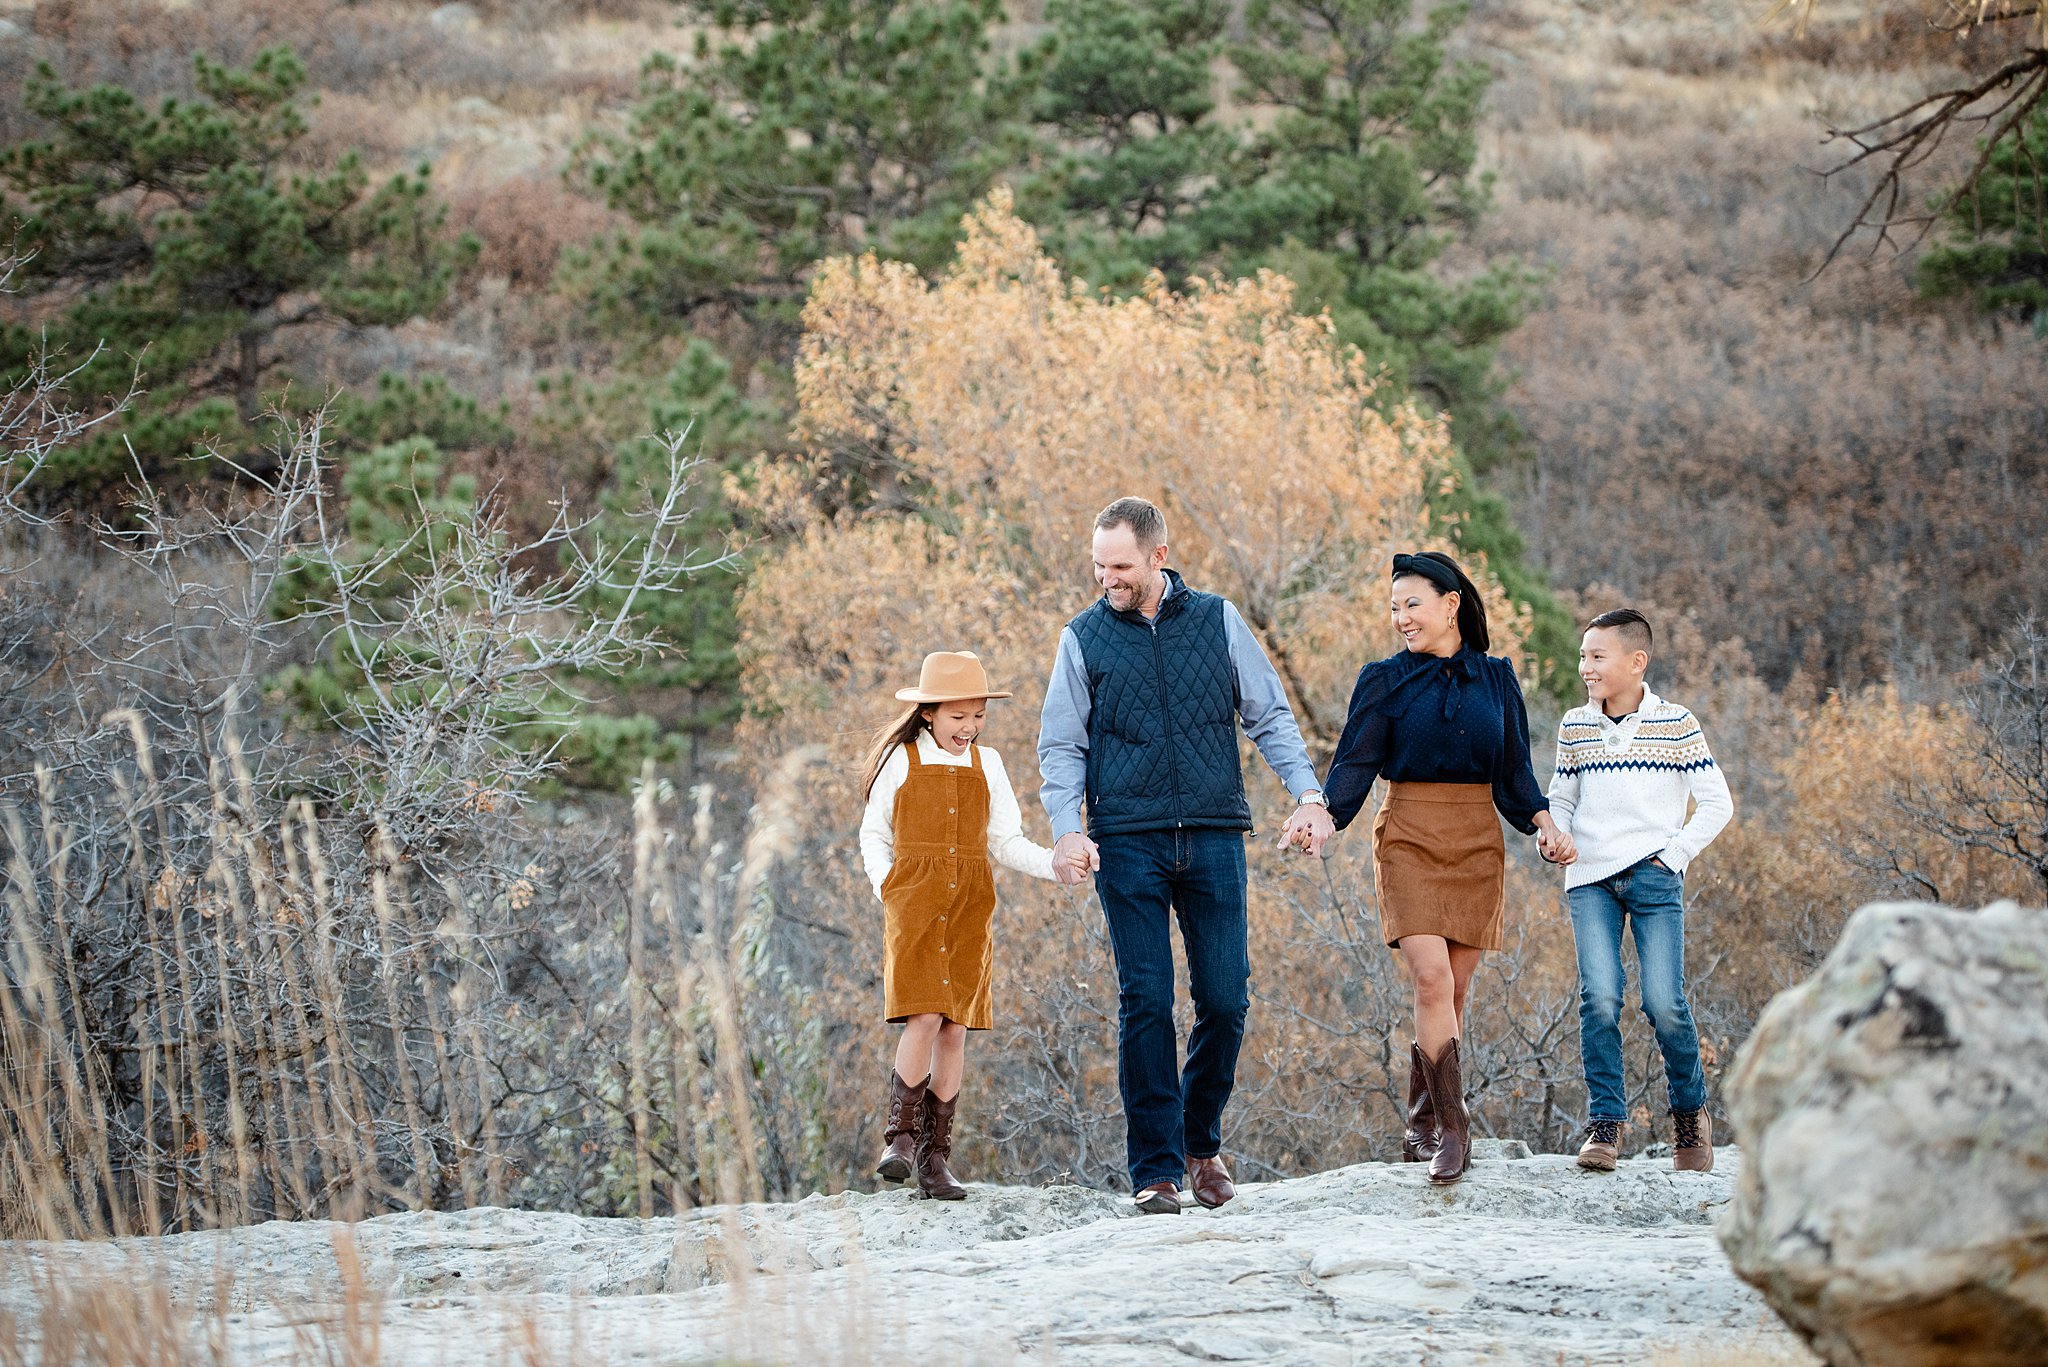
[1106,573,1157,611]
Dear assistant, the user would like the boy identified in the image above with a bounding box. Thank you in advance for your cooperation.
[1547,609,1733,1173]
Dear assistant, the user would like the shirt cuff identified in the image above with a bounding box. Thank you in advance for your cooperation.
[1051,809,1086,843]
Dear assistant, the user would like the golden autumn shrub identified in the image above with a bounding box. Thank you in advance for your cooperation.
[1691,684,2036,1022]
[732,192,1568,1186]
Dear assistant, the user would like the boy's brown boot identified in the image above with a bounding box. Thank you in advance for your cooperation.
[916,1089,968,1200]
[1401,1041,1440,1163]
[1672,1109,1714,1173]
[875,1070,928,1183]
[1577,1118,1623,1172]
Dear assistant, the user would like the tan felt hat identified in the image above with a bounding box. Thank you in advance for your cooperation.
[894,651,1012,704]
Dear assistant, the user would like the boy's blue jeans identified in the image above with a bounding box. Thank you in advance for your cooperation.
[1093,828,1250,1193]
[1568,855,1708,1122]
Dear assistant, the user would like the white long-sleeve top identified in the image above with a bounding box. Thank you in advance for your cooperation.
[1546,688,1735,889]
[859,734,1059,899]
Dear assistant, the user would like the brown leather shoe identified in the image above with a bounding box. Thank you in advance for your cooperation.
[916,1090,967,1200]
[1401,1042,1439,1163]
[1576,1118,1623,1172]
[1672,1109,1714,1173]
[1420,1038,1469,1185]
[1132,1180,1183,1215]
[875,1071,928,1183]
[1186,1155,1236,1208]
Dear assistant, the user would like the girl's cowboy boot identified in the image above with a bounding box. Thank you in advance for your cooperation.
[1401,1041,1440,1163]
[875,1071,928,1183]
[916,1090,968,1200]
[1424,1039,1471,1185]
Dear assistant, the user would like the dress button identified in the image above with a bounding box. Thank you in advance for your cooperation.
[942,978,949,985]
[948,807,955,814]
[948,846,955,853]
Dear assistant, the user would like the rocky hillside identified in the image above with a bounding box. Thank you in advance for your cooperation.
[2,1143,1812,1366]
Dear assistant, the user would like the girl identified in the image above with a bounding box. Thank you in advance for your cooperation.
[857,651,1069,1199]
[1312,552,1574,1184]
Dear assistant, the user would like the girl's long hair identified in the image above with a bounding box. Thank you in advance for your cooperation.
[861,703,932,799]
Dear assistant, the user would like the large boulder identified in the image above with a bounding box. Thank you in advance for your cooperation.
[1719,900,2048,1366]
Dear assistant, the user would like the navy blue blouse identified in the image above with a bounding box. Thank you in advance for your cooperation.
[1321,647,1549,834]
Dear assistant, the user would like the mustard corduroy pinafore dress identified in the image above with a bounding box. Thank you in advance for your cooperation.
[881,741,998,1031]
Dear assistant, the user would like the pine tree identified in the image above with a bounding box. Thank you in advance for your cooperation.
[1919,103,2048,337]
[1029,0,1235,289]
[569,0,1039,339]
[0,48,475,502]
[1218,0,1527,424]
[561,340,769,785]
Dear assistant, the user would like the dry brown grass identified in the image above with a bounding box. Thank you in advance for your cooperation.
[0,0,665,151]
[0,724,818,1238]
[449,174,629,293]
[1470,0,2048,698]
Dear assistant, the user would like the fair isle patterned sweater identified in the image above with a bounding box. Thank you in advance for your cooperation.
[1546,688,1734,890]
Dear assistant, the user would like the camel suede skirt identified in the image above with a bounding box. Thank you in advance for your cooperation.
[1371,782,1506,950]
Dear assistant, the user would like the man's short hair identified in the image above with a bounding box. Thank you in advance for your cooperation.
[1587,607,1653,655]
[1094,497,1167,549]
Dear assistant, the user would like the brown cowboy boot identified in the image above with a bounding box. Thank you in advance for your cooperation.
[1422,1039,1470,1185]
[1401,1041,1440,1163]
[875,1071,928,1183]
[1672,1108,1715,1173]
[916,1089,968,1200]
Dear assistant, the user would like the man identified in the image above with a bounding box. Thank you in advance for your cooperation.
[1038,497,1334,1213]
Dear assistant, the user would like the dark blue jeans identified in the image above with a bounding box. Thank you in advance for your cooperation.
[1093,828,1250,1192]
[1568,855,1707,1122]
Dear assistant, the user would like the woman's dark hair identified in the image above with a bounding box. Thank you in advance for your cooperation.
[1390,550,1490,653]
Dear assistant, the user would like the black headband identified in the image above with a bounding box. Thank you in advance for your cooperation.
[1391,552,1461,596]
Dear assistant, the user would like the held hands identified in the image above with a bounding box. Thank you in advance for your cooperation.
[1053,832,1100,886]
[1275,802,1336,858]
[1534,815,1577,866]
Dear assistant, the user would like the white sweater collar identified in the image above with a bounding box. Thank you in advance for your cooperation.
[1580,687,1664,749]
[916,732,977,766]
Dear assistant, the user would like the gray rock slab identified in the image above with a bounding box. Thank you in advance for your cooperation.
[1,1149,1811,1365]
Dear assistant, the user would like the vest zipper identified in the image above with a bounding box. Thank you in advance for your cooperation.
[1150,616,1184,828]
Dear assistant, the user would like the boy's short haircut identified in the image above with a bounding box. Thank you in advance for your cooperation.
[1587,607,1653,656]
[1095,497,1168,549]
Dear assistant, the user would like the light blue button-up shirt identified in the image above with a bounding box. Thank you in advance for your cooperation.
[1036,574,1322,841]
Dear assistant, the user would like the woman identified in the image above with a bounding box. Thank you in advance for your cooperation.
[1310,552,1573,1184]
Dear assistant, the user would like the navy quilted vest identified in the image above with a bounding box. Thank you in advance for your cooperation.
[1069,570,1250,837]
